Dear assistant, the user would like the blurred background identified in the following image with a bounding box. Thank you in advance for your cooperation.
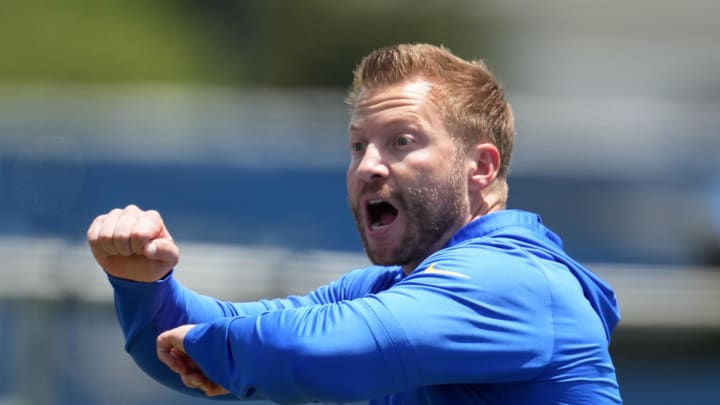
[1,0,719,404]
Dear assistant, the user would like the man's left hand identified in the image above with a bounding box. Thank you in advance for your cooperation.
[157,324,230,397]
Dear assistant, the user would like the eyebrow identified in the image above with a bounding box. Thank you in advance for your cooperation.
[350,114,423,134]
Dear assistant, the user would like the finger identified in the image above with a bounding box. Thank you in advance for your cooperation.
[86,214,105,243]
[87,214,107,257]
[112,205,142,257]
[169,347,203,375]
[88,215,113,264]
[171,347,201,371]
[157,345,180,373]
[97,208,123,256]
[130,210,166,256]
[203,382,230,397]
[180,371,210,389]
[145,238,180,267]
[157,332,185,373]
[179,371,229,397]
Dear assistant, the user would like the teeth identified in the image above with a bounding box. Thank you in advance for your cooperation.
[368,199,384,205]
[371,222,387,230]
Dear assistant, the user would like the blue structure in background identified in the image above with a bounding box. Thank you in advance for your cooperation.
[0,157,713,265]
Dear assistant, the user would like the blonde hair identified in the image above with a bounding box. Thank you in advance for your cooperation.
[347,44,515,190]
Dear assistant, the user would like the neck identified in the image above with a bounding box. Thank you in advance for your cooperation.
[400,220,463,275]
[401,204,503,276]
[467,186,504,223]
[400,189,505,275]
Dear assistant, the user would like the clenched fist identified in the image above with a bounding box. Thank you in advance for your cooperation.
[87,204,179,282]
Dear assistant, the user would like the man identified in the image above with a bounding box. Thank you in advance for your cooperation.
[88,44,622,404]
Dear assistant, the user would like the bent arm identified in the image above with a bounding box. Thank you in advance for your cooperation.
[110,271,336,398]
[182,260,554,404]
[110,266,397,398]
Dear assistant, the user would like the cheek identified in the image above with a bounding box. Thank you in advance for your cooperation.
[345,156,372,193]
[409,161,445,184]
[346,157,360,178]
[346,169,358,195]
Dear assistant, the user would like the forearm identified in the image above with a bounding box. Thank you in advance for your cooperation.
[109,271,339,398]
[110,271,243,343]
[180,264,555,403]
[184,301,404,404]
[109,272,245,397]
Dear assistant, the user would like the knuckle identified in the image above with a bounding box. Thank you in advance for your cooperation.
[86,226,96,240]
[129,228,149,241]
[111,228,129,241]
[97,231,112,243]
[115,227,131,238]
[113,241,130,255]
[87,216,104,236]
[180,375,195,388]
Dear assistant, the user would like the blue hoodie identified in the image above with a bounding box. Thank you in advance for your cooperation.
[110,209,622,404]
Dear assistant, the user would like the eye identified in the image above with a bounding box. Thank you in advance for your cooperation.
[351,142,365,153]
[394,134,415,148]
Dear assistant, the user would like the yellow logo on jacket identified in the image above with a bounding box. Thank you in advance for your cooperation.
[424,263,471,279]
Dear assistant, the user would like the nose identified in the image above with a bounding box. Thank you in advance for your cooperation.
[354,144,389,182]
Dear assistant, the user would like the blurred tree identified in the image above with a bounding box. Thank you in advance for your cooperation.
[0,0,494,87]
[0,0,225,83]
[182,0,486,87]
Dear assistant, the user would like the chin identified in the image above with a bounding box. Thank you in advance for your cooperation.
[365,248,396,266]
[367,252,393,266]
[366,247,412,268]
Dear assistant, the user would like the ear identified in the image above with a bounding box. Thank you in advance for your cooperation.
[467,143,501,193]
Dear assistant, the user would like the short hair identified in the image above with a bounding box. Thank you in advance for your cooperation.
[347,43,515,182]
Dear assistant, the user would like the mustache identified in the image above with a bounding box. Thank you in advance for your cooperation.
[358,182,394,200]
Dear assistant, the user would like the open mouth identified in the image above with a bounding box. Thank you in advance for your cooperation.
[366,199,399,231]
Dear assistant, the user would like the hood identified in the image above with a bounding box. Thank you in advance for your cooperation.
[449,210,621,340]
[537,225,621,340]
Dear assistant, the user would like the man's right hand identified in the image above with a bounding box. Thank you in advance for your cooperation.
[87,205,180,282]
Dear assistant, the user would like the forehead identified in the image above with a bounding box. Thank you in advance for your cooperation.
[349,79,441,132]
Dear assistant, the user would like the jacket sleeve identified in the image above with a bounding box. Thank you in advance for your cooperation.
[108,270,358,399]
[183,254,555,404]
[108,266,396,399]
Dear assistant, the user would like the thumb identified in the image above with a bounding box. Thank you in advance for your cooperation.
[144,238,179,266]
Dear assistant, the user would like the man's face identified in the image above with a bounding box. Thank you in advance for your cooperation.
[347,79,470,271]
